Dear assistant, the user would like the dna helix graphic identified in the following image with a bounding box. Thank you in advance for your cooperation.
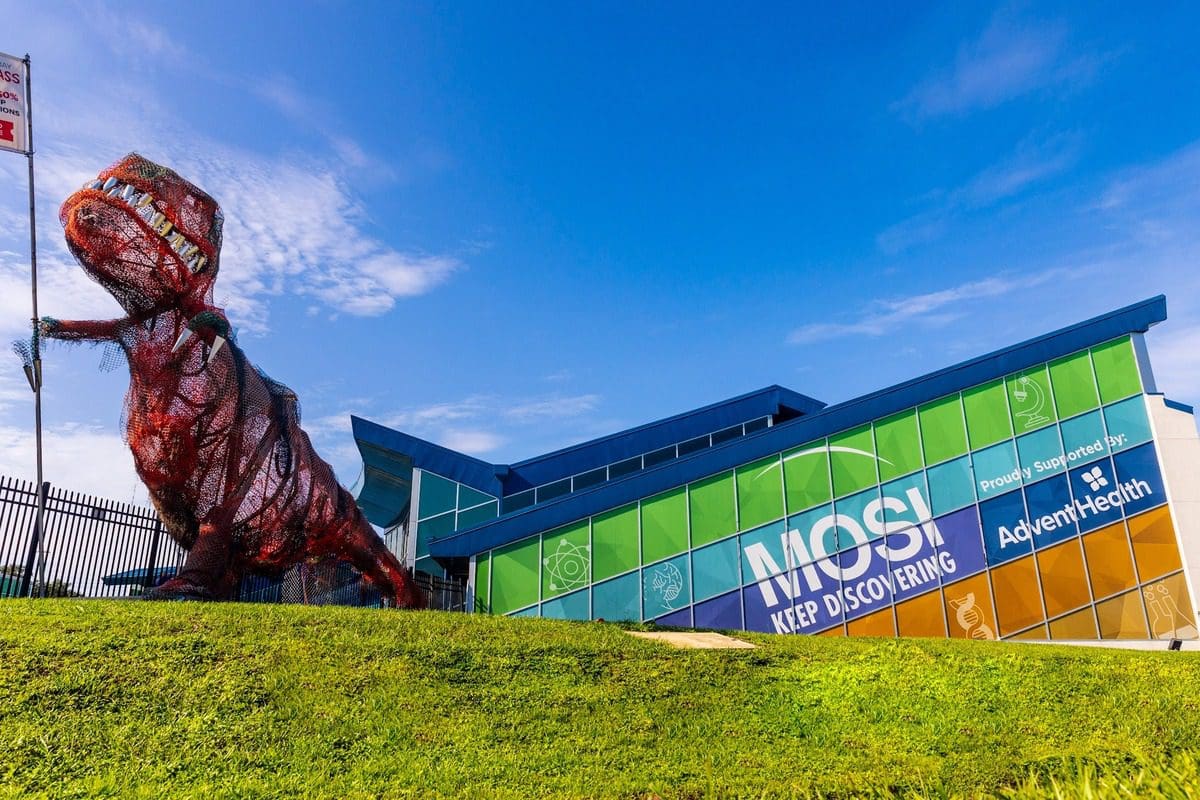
[949,592,996,640]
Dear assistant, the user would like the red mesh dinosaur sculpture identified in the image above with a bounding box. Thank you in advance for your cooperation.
[41,153,423,607]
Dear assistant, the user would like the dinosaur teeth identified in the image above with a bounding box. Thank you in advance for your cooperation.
[86,172,207,274]
[121,184,137,200]
[136,193,153,208]
[102,176,118,191]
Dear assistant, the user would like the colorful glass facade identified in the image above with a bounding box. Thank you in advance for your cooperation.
[353,298,1200,641]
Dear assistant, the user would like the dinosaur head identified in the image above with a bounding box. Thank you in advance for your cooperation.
[60,153,223,317]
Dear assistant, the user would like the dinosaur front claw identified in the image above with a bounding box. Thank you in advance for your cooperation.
[171,327,194,353]
[207,335,226,365]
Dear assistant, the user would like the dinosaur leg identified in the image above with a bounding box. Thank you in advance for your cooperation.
[339,518,425,609]
[147,522,236,601]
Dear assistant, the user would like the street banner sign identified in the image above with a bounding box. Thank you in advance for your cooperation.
[0,52,28,154]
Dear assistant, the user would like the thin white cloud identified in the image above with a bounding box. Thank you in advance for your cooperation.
[0,422,144,504]
[786,269,1085,345]
[505,394,600,423]
[440,429,507,456]
[894,13,1097,119]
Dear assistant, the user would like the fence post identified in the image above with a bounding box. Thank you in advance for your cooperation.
[142,516,162,594]
[18,481,50,598]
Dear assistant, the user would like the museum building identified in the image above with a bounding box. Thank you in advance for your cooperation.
[353,296,1200,641]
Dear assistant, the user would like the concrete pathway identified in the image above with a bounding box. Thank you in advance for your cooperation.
[625,630,756,649]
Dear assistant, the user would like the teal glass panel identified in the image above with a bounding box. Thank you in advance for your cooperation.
[541,589,590,620]
[973,440,1022,499]
[879,473,929,530]
[787,504,836,562]
[739,520,789,584]
[458,485,496,509]
[418,472,458,519]
[643,553,691,620]
[925,456,976,516]
[592,572,641,621]
[833,487,879,550]
[691,537,741,601]
[1103,396,1152,452]
[1059,410,1109,465]
[510,607,540,618]
[1017,426,1066,481]
[456,500,498,530]
[416,511,456,558]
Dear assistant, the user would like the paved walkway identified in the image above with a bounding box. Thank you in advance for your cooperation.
[625,630,756,649]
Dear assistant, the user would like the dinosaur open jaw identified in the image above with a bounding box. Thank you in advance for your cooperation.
[81,175,209,275]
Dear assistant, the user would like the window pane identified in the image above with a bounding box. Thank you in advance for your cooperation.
[1083,522,1137,599]
[490,536,540,615]
[643,553,690,621]
[1103,396,1152,452]
[541,521,591,600]
[1127,506,1183,583]
[963,380,1013,451]
[690,471,737,546]
[783,441,831,513]
[1007,366,1057,435]
[735,457,784,533]
[926,456,976,515]
[1049,607,1098,640]
[874,410,923,481]
[1017,426,1066,481]
[592,503,639,582]
[919,395,968,465]
[1036,538,1091,618]
[829,424,878,498]
[691,537,741,601]
[1049,351,1100,419]
[541,588,589,620]
[641,487,688,564]
[1096,589,1148,639]
[990,555,1044,637]
[1144,572,1198,640]
[943,572,998,640]
[474,553,491,613]
[591,572,640,621]
[418,471,458,519]
[1059,411,1108,464]
[974,440,1021,500]
[1092,337,1142,403]
[896,588,947,637]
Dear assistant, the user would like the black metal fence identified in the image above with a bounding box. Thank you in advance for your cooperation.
[0,474,465,610]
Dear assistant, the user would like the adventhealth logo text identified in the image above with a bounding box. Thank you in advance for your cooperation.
[996,475,1153,549]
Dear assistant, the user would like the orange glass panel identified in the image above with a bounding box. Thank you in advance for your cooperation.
[991,555,1045,637]
[817,626,845,637]
[896,588,947,638]
[847,607,896,637]
[1006,624,1048,641]
[1096,590,1149,639]
[1049,607,1099,640]
[943,573,998,640]
[1036,538,1092,618]
[1127,507,1183,583]
[1142,572,1199,640]
[1082,522,1137,599]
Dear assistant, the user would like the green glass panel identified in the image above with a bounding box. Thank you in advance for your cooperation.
[873,410,923,481]
[1092,337,1142,403]
[457,485,496,510]
[541,521,591,599]
[490,536,540,615]
[919,395,968,465]
[456,500,498,530]
[962,380,1013,450]
[592,504,639,582]
[1048,351,1100,419]
[417,471,458,519]
[641,487,688,564]
[690,471,738,546]
[474,553,491,613]
[829,425,878,498]
[1007,366,1057,434]
[783,440,831,513]
[735,457,784,533]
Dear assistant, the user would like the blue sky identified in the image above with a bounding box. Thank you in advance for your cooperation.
[0,2,1198,504]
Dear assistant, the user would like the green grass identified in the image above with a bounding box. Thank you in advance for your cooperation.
[1,600,1198,799]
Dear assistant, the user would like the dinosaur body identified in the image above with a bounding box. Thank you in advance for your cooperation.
[44,153,422,607]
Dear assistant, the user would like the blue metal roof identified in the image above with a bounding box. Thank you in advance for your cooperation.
[427,295,1168,559]
[352,384,824,526]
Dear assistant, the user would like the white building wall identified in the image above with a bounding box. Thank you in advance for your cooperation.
[1146,395,1200,619]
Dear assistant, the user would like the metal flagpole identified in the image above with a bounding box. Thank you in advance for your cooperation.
[22,53,47,598]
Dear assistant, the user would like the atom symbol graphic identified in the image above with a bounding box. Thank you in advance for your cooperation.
[651,563,684,607]
[543,539,590,591]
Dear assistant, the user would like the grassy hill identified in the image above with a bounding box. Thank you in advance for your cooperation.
[1,601,1198,799]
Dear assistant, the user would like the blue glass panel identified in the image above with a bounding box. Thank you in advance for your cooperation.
[1103,397,1152,452]
[1068,458,1123,533]
[739,520,789,585]
[541,589,589,620]
[835,539,894,620]
[1017,426,1066,481]
[691,537,741,601]
[742,575,840,634]
[1023,473,1077,549]
[883,520,944,602]
[931,505,987,582]
[973,440,1022,499]
[1111,442,1166,517]
[693,590,743,630]
[1060,410,1109,466]
[591,572,640,622]
[980,489,1031,565]
[643,554,691,621]
[656,607,693,627]
[925,456,976,515]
